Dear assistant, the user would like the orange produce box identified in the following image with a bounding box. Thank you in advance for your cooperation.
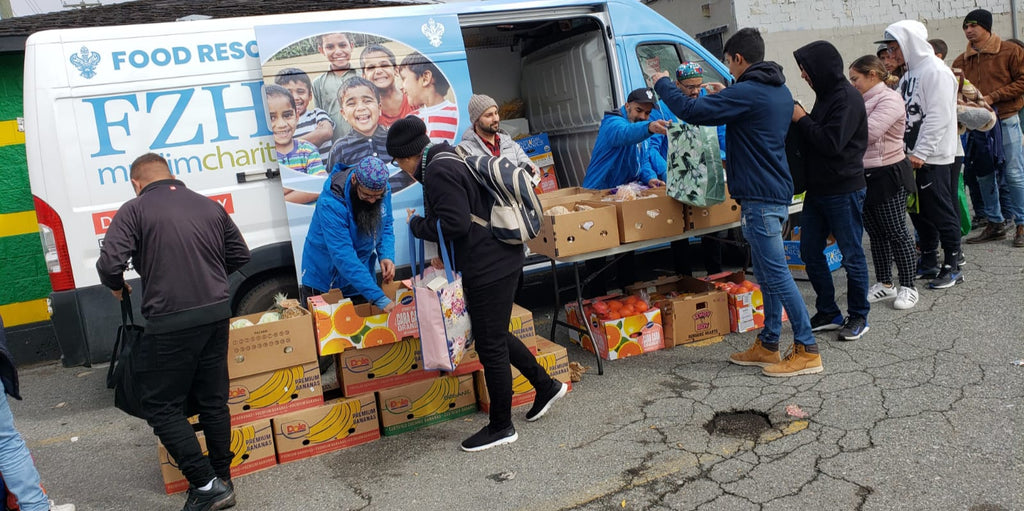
[307,284,419,356]
[565,295,664,360]
[158,419,276,494]
[702,271,787,333]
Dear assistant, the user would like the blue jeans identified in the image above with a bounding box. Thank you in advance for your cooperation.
[0,382,48,511]
[740,201,815,346]
[978,117,1024,224]
[800,189,871,320]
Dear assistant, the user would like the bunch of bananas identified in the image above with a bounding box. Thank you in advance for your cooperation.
[305,400,361,443]
[246,365,304,409]
[409,377,459,418]
[230,425,256,467]
[369,340,416,377]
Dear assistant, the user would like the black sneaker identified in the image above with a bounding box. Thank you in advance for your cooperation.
[915,265,940,280]
[182,478,235,511]
[460,425,518,452]
[525,381,568,422]
[957,251,966,267]
[928,266,964,289]
[838,316,869,341]
[809,312,844,332]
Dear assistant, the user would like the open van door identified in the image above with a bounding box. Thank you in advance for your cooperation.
[252,15,474,284]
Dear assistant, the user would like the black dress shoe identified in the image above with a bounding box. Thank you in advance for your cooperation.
[181,478,236,511]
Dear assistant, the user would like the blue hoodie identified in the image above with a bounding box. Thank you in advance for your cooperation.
[582,106,659,189]
[654,61,795,205]
[302,168,395,308]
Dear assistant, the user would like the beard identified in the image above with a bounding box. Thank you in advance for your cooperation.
[349,185,383,237]
[475,117,499,135]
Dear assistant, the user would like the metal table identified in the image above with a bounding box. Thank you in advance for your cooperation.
[546,202,803,375]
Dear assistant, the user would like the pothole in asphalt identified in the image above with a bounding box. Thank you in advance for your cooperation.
[704,410,772,440]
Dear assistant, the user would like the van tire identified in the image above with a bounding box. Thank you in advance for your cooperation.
[235,274,299,315]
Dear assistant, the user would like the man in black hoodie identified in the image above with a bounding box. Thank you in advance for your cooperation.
[386,116,567,452]
[791,40,871,342]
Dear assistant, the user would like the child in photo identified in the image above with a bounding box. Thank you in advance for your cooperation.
[312,32,357,140]
[399,51,459,143]
[360,44,415,127]
[326,77,391,174]
[266,84,326,204]
[275,67,335,154]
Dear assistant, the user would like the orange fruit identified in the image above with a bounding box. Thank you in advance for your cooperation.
[616,340,644,358]
[634,301,649,313]
[362,327,397,347]
[320,337,355,355]
[620,305,636,317]
[604,324,622,346]
[332,302,364,336]
[314,310,333,341]
[607,300,623,311]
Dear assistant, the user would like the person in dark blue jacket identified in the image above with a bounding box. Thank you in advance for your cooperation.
[582,88,669,189]
[653,27,820,378]
[301,156,396,310]
[791,40,871,342]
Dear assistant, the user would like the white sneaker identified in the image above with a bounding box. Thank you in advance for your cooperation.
[894,286,919,310]
[49,502,76,511]
[867,282,897,303]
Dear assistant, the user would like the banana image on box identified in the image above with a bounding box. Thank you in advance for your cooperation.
[158,419,277,494]
[407,376,460,418]
[337,338,435,395]
[246,365,304,409]
[271,394,381,464]
[227,362,324,425]
[369,339,416,377]
[377,374,477,436]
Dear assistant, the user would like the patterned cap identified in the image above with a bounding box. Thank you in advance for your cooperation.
[676,62,703,81]
[353,156,389,191]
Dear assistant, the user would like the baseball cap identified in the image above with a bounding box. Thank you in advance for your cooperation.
[626,87,659,109]
[873,31,898,45]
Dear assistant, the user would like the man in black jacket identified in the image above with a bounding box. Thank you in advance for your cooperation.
[96,153,250,511]
[791,40,871,342]
[386,116,567,452]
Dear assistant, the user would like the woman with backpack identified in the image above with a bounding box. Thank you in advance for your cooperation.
[386,116,567,452]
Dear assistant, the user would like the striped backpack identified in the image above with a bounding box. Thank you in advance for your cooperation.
[435,147,543,245]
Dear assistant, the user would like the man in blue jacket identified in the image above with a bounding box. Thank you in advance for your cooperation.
[301,156,396,310]
[653,28,820,378]
[582,88,669,189]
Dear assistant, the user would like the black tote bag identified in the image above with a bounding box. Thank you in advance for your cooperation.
[106,292,147,419]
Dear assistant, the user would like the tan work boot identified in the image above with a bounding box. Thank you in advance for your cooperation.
[762,344,823,377]
[1014,225,1024,248]
[728,338,782,367]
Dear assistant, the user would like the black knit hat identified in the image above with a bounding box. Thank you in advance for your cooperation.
[964,9,993,33]
[386,116,431,159]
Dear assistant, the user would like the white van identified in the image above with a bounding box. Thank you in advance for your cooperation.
[24,0,730,365]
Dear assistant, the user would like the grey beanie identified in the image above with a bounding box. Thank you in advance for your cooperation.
[468,94,498,124]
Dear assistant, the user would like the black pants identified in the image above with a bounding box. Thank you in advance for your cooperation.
[136,321,231,487]
[909,163,961,268]
[465,270,555,430]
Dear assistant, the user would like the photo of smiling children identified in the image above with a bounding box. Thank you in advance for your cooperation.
[325,76,391,174]
[312,32,357,140]
[360,44,416,128]
[266,84,327,205]
[275,67,335,155]
[399,51,459,143]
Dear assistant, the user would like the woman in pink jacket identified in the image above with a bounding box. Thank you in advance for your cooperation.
[849,55,919,310]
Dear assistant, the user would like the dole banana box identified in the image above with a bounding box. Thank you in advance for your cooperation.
[475,337,572,413]
[450,307,537,377]
[228,361,324,425]
[336,337,437,396]
[158,418,275,494]
[627,276,730,347]
[271,392,380,464]
[376,374,476,436]
[565,299,664,360]
[307,283,418,356]
[226,307,318,379]
[702,271,788,333]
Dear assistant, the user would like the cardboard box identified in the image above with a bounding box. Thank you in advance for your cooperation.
[528,200,620,258]
[335,337,436,396]
[628,276,730,346]
[509,303,536,341]
[587,188,686,243]
[158,419,276,494]
[565,299,664,360]
[228,362,324,425]
[450,335,540,377]
[227,308,318,379]
[307,283,419,356]
[515,133,559,194]
[703,271,788,333]
[784,240,843,280]
[376,374,477,436]
[474,337,572,413]
[685,190,741,231]
[271,393,380,464]
[538,186,602,205]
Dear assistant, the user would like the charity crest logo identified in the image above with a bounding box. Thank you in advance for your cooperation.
[70,46,100,79]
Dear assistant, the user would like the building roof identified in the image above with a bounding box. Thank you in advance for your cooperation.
[0,0,421,51]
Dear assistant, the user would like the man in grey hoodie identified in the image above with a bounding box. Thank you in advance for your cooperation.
[458,94,537,173]
[878,20,964,289]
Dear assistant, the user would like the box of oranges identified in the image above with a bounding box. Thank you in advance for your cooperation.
[564,294,664,360]
[703,272,787,333]
[307,283,419,356]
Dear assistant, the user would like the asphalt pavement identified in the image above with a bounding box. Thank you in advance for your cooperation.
[8,237,1024,511]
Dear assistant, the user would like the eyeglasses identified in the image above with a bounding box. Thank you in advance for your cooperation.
[356,185,386,202]
[681,83,703,92]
